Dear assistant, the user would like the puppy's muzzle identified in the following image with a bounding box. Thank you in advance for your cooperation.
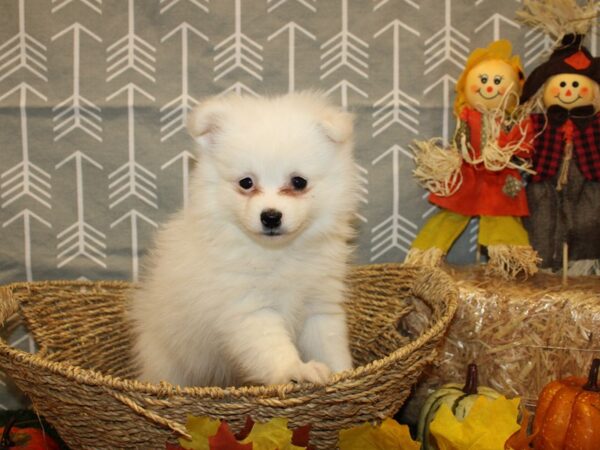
[260,209,282,233]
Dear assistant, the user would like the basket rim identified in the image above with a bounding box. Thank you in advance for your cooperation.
[0,263,458,400]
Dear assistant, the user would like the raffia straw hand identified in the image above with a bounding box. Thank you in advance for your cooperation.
[411,138,463,197]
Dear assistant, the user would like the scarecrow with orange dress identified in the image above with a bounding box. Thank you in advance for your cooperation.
[406,40,539,279]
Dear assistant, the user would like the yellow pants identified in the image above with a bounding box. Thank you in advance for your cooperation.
[411,210,530,253]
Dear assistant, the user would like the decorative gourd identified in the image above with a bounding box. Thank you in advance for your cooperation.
[417,363,501,450]
[532,358,600,450]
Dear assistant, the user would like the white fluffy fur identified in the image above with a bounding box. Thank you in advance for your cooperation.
[129,92,359,387]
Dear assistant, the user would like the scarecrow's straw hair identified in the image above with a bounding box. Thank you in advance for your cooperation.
[516,0,598,41]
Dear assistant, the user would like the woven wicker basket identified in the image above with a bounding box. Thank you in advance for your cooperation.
[0,264,457,449]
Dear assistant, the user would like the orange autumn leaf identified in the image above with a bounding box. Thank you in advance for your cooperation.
[505,409,536,450]
[209,421,252,450]
[338,418,420,450]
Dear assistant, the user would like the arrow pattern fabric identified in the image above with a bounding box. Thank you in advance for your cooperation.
[0,0,598,407]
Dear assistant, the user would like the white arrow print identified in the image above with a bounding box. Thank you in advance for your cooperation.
[321,0,369,80]
[323,80,369,224]
[106,0,156,83]
[220,81,260,97]
[468,220,479,254]
[374,0,419,11]
[161,151,197,211]
[9,333,36,355]
[160,0,208,14]
[55,151,106,269]
[52,23,102,142]
[424,0,469,75]
[422,192,438,220]
[0,0,47,82]
[268,22,316,93]
[370,145,418,261]
[107,83,157,209]
[423,74,457,144]
[111,209,157,282]
[267,0,316,13]
[161,22,208,142]
[0,83,51,209]
[214,0,263,82]
[474,13,520,41]
[373,20,420,137]
[591,4,600,56]
[355,163,368,223]
[325,80,368,111]
[475,0,520,5]
[52,0,102,14]
[3,209,51,282]
[524,29,554,68]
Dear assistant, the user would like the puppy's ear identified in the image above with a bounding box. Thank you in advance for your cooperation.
[187,97,227,150]
[318,108,354,145]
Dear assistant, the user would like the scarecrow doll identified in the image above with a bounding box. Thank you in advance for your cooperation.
[406,40,539,279]
[517,0,600,274]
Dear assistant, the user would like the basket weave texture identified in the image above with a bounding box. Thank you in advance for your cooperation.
[0,264,457,450]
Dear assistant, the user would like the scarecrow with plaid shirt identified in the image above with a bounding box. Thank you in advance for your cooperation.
[517,0,600,273]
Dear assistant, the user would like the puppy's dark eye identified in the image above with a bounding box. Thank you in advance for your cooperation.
[291,176,307,191]
[239,177,254,190]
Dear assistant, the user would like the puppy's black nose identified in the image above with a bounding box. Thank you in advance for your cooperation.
[261,209,282,229]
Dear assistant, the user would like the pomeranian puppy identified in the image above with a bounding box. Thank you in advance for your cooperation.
[129,92,358,387]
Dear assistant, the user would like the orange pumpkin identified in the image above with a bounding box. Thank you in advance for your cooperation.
[533,358,600,450]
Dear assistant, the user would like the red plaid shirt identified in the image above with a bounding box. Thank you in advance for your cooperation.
[529,113,600,182]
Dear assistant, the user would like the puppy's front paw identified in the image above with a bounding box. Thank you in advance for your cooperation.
[267,360,332,385]
[292,360,332,385]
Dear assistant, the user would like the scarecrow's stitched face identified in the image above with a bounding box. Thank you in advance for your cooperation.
[464,59,521,111]
[543,74,596,109]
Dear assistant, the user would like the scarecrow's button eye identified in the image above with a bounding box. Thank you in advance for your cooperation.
[480,74,488,84]
[560,81,567,88]
[493,76,503,85]
[572,81,579,88]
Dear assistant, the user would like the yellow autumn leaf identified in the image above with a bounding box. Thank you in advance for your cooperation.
[339,418,421,450]
[179,415,221,450]
[429,396,521,450]
[241,417,305,450]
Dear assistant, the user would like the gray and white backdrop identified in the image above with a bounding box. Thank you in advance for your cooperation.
[0,0,598,408]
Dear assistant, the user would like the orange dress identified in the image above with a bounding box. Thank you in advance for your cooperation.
[428,106,530,217]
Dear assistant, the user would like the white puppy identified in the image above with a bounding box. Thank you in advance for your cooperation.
[130,92,358,387]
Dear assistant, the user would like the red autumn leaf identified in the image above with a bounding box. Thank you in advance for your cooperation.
[209,421,253,450]
[236,417,255,441]
[291,424,312,448]
[166,443,185,450]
